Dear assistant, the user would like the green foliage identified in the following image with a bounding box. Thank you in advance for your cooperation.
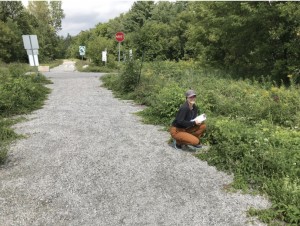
[0,64,52,118]
[187,1,300,84]
[75,60,117,73]
[0,20,19,63]
[101,60,300,225]
[119,54,140,93]
[88,36,114,66]
[69,1,300,85]
[123,1,154,33]
[0,63,52,164]
[0,1,66,63]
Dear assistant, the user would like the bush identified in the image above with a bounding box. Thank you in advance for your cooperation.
[0,64,53,163]
[119,54,140,93]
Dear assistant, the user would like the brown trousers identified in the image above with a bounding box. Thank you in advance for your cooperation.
[170,123,207,146]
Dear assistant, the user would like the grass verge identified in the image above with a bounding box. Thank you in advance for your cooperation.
[0,63,53,164]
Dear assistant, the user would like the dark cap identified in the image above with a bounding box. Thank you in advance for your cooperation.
[185,90,196,98]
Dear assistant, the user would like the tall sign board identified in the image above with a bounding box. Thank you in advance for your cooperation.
[22,35,39,80]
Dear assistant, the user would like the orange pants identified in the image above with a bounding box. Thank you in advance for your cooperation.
[170,124,207,146]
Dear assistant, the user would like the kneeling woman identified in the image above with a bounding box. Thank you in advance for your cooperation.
[170,90,206,150]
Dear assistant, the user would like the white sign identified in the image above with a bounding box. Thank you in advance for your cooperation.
[80,52,85,55]
[102,51,107,62]
[22,35,39,50]
[28,55,39,66]
[22,35,39,67]
[26,49,38,55]
[79,46,85,53]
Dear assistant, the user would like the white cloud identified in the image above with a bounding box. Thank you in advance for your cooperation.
[21,0,135,37]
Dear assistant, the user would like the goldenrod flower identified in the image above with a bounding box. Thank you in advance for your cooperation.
[287,74,292,78]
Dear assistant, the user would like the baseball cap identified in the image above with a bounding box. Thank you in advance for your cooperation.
[185,90,196,98]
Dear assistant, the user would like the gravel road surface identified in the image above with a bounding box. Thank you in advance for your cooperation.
[0,61,271,225]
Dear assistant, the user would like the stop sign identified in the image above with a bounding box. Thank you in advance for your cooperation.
[115,32,125,42]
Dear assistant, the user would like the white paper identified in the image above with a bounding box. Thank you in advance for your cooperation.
[191,113,207,122]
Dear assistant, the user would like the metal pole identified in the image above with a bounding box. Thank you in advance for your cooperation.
[105,47,107,66]
[137,49,146,85]
[118,42,120,74]
[29,36,38,81]
[82,55,83,67]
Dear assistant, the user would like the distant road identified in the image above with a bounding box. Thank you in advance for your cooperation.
[42,60,107,78]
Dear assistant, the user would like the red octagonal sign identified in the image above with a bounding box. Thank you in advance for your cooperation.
[115,32,125,42]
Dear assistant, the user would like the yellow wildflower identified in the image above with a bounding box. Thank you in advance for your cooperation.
[287,74,293,78]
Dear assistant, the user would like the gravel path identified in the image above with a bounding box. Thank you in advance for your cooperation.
[0,66,271,225]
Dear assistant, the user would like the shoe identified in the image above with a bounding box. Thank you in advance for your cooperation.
[173,139,182,150]
[187,144,202,149]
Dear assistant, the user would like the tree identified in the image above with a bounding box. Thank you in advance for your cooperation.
[88,36,114,66]
[150,1,187,24]
[94,22,109,38]
[27,1,51,24]
[186,1,300,83]
[123,1,154,33]
[0,20,18,62]
[49,1,65,34]
[133,21,170,61]
[0,1,23,22]
[107,14,125,39]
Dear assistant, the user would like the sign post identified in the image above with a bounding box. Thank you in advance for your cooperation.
[102,50,107,65]
[79,46,85,67]
[105,47,107,66]
[22,35,39,80]
[115,32,125,73]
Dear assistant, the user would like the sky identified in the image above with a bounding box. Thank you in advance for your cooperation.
[21,0,135,37]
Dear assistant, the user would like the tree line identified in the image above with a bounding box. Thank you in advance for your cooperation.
[67,1,300,83]
[2,1,300,83]
[0,1,66,63]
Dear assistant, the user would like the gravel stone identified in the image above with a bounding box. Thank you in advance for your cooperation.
[0,68,271,225]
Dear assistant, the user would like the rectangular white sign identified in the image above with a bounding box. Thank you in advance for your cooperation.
[80,52,85,55]
[26,49,39,55]
[28,55,39,66]
[102,51,107,61]
[22,35,39,49]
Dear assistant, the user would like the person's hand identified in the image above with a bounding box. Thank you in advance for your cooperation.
[195,120,202,126]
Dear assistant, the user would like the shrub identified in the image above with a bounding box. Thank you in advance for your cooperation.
[0,64,53,163]
[119,54,140,93]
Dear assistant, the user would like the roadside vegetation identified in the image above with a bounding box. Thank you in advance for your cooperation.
[73,59,118,73]
[101,58,300,225]
[0,63,53,164]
